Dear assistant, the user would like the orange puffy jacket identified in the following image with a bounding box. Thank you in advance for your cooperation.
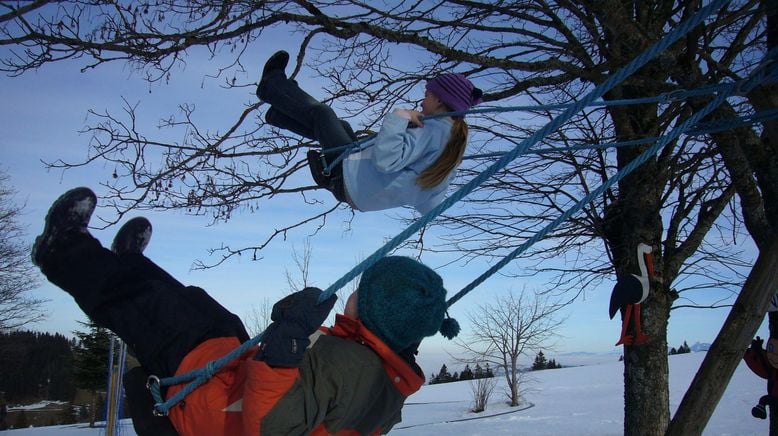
[166,314,424,435]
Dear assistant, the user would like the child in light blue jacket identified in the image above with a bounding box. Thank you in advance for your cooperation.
[256,51,482,214]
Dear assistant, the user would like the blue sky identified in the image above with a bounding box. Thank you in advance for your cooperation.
[0,32,764,373]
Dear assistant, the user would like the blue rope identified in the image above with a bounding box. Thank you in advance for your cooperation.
[448,84,760,307]
[686,107,778,136]
[463,107,778,161]
[150,331,267,413]
[321,75,739,173]
[148,0,733,414]
[318,0,732,302]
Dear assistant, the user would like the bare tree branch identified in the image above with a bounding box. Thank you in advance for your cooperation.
[0,169,47,330]
[454,289,565,407]
[2,2,773,434]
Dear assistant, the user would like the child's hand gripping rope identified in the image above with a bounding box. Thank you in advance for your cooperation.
[255,287,337,367]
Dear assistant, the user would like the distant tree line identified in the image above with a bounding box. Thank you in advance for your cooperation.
[429,363,495,385]
[0,330,76,403]
[531,351,562,371]
[0,325,124,430]
[669,341,692,355]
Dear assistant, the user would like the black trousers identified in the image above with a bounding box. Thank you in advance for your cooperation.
[260,72,357,204]
[39,233,249,379]
[123,366,179,435]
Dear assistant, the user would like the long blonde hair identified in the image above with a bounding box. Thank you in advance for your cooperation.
[416,117,468,189]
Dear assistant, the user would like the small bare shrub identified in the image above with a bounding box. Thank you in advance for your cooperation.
[470,376,497,413]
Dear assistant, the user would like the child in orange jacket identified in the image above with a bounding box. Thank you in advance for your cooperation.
[744,333,778,420]
[32,187,459,435]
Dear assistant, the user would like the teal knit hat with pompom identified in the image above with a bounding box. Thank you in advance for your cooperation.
[357,256,460,353]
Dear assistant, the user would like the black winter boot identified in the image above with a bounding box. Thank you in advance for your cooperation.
[257,50,290,101]
[31,187,97,267]
[261,50,289,82]
[111,217,152,255]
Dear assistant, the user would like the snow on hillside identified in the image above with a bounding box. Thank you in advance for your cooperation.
[691,342,712,352]
[2,351,767,435]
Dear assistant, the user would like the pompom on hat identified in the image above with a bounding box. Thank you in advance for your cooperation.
[426,73,483,113]
[357,256,460,353]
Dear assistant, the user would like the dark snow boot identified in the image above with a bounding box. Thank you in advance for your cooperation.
[261,50,290,81]
[111,217,152,255]
[111,216,183,287]
[257,50,290,100]
[31,187,97,267]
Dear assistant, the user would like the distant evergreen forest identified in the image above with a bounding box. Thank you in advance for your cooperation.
[0,327,133,430]
[0,330,76,403]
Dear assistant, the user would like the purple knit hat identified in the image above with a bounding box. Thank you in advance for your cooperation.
[426,73,483,113]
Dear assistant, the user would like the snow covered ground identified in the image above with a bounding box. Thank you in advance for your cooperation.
[2,351,767,435]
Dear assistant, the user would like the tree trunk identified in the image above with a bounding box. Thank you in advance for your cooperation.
[604,95,669,434]
[668,3,778,433]
[504,358,520,407]
[623,288,672,436]
[89,390,97,428]
[772,403,778,436]
[666,235,778,435]
[769,312,778,436]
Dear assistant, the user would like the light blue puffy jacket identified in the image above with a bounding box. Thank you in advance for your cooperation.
[342,112,455,214]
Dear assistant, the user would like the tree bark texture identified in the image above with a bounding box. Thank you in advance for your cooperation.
[666,236,778,436]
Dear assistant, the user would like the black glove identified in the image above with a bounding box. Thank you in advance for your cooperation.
[255,287,337,367]
[752,402,767,419]
[751,336,764,351]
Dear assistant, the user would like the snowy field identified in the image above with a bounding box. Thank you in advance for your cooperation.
[2,351,767,435]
